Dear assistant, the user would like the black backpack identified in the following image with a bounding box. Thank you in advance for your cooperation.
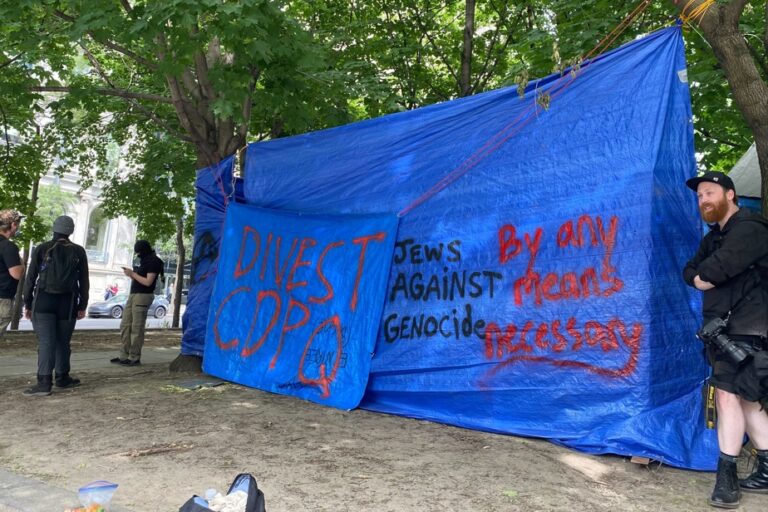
[38,239,81,294]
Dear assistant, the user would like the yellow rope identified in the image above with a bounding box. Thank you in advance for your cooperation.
[679,0,715,25]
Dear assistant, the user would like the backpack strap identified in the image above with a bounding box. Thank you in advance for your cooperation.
[42,238,62,260]
[42,238,75,260]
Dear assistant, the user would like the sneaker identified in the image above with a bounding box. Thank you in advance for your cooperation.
[22,384,52,397]
[110,357,128,364]
[55,376,81,389]
[120,359,141,366]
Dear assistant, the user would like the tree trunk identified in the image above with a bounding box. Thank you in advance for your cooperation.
[168,213,202,372]
[459,0,476,97]
[666,0,768,216]
[10,176,39,330]
[172,216,185,329]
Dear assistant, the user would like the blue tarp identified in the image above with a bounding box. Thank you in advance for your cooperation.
[202,203,398,409]
[181,156,234,357]
[184,26,717,470]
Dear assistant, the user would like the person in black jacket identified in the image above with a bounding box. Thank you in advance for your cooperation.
[683,171,768,508]
[22,215,89,396]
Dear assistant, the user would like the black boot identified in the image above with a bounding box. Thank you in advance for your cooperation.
[709,453,740,508]
[55,373,81,389]
[740,449,768,494]
[22,374,52,397]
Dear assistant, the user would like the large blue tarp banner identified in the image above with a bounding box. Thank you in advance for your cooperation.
[186,26,717,469]
[181,156,234,357]
[240,27,715,469]
[202,203,398,409]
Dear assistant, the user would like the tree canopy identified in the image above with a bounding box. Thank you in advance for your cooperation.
[1,0,766,225]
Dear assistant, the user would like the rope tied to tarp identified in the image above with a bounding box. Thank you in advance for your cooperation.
[679,0,715,26]
[397,0,655,217]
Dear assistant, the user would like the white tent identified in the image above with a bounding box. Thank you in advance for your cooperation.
[729,143,761,198]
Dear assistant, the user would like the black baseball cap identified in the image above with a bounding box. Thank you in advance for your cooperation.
[685,171,735,192]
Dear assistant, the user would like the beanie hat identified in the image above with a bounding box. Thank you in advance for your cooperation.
[52,215,75,235]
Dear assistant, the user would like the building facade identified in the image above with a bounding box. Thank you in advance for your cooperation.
[41,171,137,305]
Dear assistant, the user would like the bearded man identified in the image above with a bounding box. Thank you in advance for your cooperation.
[683,171,768,509]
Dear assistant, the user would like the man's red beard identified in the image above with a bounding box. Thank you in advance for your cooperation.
[699,196,729,223]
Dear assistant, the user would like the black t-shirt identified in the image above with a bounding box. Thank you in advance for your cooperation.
[130,253,164,294]
[0,235,22,299]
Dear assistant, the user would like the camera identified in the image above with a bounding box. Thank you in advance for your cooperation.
[697,317,752,365]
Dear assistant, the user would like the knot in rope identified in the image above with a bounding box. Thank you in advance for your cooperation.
[679,0,714,25]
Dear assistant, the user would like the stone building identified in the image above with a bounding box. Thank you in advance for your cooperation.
[41,170,137,305]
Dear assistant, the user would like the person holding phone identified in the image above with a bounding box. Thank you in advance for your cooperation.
[110,240,163,366]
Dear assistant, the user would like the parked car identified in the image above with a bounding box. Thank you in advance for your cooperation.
[87,293,169,319]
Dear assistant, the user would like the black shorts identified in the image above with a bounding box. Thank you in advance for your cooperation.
[708,335,767,393]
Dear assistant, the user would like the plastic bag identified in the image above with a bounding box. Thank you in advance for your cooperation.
[179,474,265,512]
[74,480,118,511]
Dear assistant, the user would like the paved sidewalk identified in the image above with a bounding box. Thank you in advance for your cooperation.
[0,468,132,512]
[0,347,180,377]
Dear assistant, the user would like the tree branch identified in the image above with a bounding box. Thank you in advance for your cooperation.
[698,128,743,148]
[0,54,22,70]
[78,43,192,143]
[79,43,116,88]
[30,86,173,103]
[180,69,203,102]
[386,9,417,107]
[0,101,11,171]
[236,67,260,141]
[154,33,207,142]
[163,75,204,137]
[473,5,505,90]
[192,29,217,102]
[476,33,515,93]
[764,1,768,54]
[53,9,156,70]
[413,7,459,86]
[744,36,768,81]
[188,37,216,129]
[217,117,234,156]
[726,0,749,23]
[459,0,476,97]
[174,27,205,104]
[119,0,133,15]
[475,2,526,93]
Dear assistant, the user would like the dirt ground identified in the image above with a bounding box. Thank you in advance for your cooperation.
[1,330,767,512]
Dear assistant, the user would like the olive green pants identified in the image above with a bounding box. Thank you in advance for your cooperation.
[119,293,154,361]
[0,297,13,341]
